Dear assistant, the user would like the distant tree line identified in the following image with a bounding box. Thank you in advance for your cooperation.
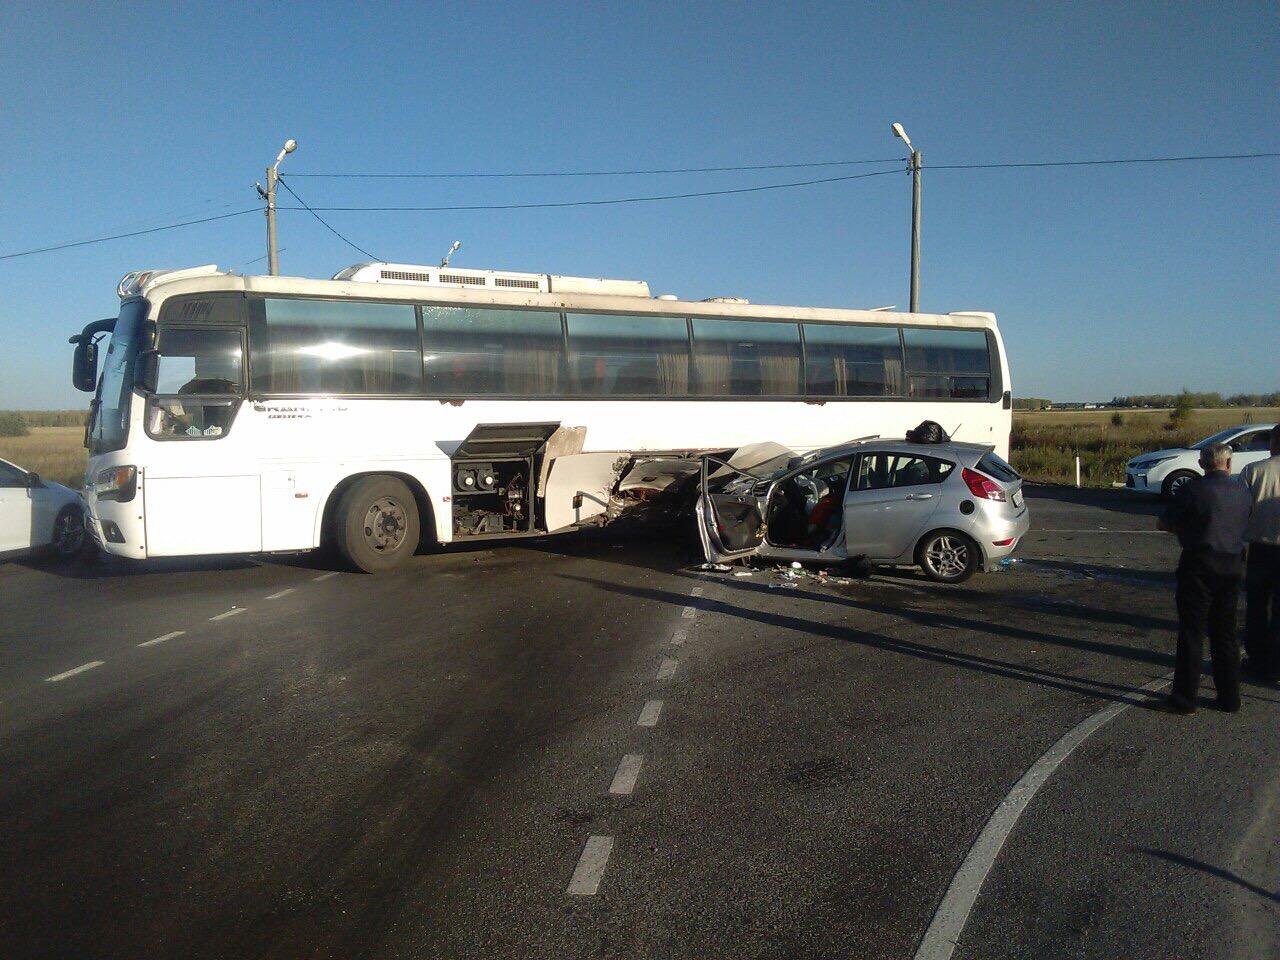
[1110,391,1280,409]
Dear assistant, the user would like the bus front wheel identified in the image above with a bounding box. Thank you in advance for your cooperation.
[334,476,421,573]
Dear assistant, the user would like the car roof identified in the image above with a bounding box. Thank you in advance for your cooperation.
[810,438,993,460]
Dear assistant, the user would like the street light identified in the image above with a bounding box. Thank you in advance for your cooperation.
[891,123,921,312]
[263,138,298,276]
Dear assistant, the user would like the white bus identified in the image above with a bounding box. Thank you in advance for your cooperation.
[71,262,1012,572]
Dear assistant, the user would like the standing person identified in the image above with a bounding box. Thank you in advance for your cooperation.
[1158,441,1252,713]
[1241,424,1280,682]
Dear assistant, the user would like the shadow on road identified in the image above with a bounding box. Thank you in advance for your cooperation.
[1138,848,1280,903]
[560,573,1176,709]
[1025,483,1164,519]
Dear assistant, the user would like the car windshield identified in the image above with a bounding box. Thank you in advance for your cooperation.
[1190,428,1239,450]
[88,299,148,455]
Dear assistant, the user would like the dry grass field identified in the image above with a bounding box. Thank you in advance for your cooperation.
[1011,407,1279,487]
[0,426,88,488]
[2,407,1275,492]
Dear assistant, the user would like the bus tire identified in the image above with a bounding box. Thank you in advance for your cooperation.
[334,475,420,573]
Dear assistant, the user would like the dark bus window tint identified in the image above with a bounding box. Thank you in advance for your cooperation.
[422,306,564,395]
[691,319,802,396]
[803,324,904,397]
[251,299,422,395]
[154,328,243,395]
[566,313,690,396]
[902,328,991,400]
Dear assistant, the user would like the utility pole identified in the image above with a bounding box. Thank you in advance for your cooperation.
[260,139,297,276]
[891,123,921,311]
[909,147,921,312]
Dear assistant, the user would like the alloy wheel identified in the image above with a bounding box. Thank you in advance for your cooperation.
[925,535,969,579]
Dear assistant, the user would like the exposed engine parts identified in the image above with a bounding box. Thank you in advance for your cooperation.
[452,460,532,537]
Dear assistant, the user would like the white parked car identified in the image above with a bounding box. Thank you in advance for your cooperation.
[0,457,87,561]
[1125,424,1276,498]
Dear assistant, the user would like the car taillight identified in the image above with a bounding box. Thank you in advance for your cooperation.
[962,467,1006,501]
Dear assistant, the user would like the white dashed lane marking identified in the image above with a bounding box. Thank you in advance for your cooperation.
[208,608,246,622]
[609,754,645,795]
[637,699,663,727]
[656,657,678,681]
[567,836,614,896]
[313,572,338,582]
[45,661,105,683]
[138,630,185,648]
[670,629,687,646]
[690,586,705,597]
[680,606,697,619]
[265,587,296,600]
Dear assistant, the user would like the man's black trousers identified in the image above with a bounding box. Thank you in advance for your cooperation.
[1245,542,1280,678]
[1174,556,1241,708]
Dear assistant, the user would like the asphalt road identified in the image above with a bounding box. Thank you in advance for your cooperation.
[0,486,1276,959]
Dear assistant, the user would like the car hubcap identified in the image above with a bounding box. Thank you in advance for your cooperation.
[926,536,967,578]
[362,497,407,554]
[1170,475,1189,495]
[56,512,84,555]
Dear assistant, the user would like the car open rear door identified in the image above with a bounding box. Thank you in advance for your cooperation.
[695,455,766,564]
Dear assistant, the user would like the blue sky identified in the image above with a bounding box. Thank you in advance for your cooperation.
[1,1,1276,408]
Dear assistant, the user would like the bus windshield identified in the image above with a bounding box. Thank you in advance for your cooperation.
[88,300,147,455]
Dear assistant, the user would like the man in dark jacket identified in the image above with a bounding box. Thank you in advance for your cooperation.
[1159,441,1252,713]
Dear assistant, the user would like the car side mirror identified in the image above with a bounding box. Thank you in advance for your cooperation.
[135,350,160,394]
[27,472,42,487]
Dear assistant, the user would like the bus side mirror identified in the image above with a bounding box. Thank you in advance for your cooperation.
[135,350,160,394]
[72,338,98,392]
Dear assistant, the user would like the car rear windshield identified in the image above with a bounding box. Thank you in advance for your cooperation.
[977,451,1020,482]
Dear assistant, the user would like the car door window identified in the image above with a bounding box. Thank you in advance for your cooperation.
[0,461,29,487]
[853,453,953,490]
[1243,430,1272,452]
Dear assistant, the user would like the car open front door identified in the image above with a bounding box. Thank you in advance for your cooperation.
[695,455,766,564]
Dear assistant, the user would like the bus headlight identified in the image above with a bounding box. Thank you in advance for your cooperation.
[96,465,137,503]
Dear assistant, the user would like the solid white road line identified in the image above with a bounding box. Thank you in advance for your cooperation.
[656,657,678,681]
[912,674,1172,960]
[637,699,664,727]
[138,630,185,648]
[567,835,614,896]
[208,608,246,622]
[45,661,105,683]
[670,629,688,646]
[1033,528,1164,534]
[681,606,697,619]
[265,587,296,600]
[691,586,705,597]
[609,754,645,795]
[313,572,338,582]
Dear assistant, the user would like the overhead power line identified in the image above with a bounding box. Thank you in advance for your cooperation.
[288,151,1280,180]
[276,176,379,261]
[0,209,260,262]
[927,151,1280,171]
[283,168,902,213]
[1,151,1276,263]
[288,157,903,179]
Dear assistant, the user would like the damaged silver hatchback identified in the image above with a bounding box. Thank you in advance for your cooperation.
[695,439,1029,583]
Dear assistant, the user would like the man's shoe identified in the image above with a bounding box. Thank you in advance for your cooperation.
[1241,658,1273,682]
[1165,695,1196,714]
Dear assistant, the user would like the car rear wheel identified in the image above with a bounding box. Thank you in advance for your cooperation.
[334,476,421,574]
[917,530,979,583]
[51,506,86,560]
[1162,470,1197,500]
